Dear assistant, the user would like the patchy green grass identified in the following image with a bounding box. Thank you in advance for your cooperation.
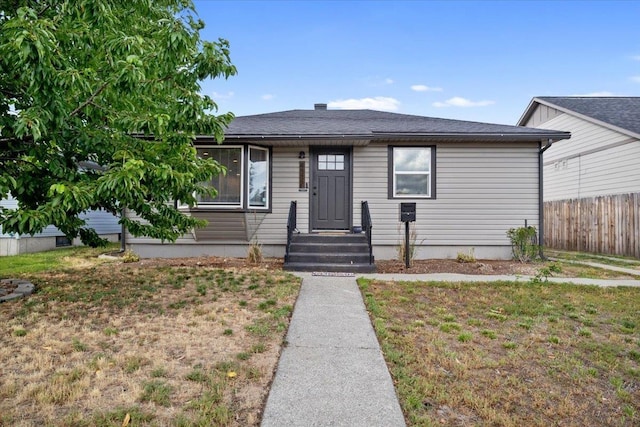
[359,278,640,426]
[0,243,120,277]
[0,257,300,426]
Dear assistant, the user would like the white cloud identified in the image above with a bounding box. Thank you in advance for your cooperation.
[261,94,274,100]
[384,78,394,84]
[328,96,400,111]
[432,97,495,108]
[212,91,234,100]
[631,76,640,83]
[631,55,640,61]
[571,91,614,96]
[411,84,443,92]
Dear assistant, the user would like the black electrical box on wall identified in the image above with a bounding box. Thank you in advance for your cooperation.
[400,202,416,222]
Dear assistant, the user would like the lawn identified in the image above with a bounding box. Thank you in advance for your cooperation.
[0,243,121,276]
[0,249,301,426]
[359,278,640,426]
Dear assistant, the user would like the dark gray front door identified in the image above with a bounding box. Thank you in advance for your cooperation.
[311,147,351,230]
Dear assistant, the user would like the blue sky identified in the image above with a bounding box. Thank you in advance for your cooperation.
[195,1,640,125]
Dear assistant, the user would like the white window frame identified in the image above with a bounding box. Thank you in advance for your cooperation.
[391,146,434,199]
[248,145,270,209]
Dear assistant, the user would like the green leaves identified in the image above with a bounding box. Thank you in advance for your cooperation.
[0,1,236,244]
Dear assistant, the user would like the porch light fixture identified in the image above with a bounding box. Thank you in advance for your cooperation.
[298,151,305,159]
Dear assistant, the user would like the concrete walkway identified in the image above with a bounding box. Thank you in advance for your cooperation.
[547,258,640,277]
[261,274,406,427]
[363,273,640,287]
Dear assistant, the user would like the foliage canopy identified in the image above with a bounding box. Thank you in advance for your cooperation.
[0,0,236,244]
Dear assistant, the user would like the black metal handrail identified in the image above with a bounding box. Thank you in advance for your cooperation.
[285,200,297,262]
[361,201,373,264]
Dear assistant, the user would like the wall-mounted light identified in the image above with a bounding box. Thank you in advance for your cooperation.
[298,151,306,159]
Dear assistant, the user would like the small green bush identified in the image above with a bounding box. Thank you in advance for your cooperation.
[507,226,538,262]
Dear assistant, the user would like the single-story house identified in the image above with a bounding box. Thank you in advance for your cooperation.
[126,104,570,271]
[518,97,640,257]
[0,195,121,256]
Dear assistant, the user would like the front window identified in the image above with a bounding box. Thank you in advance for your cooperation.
[195,145,270,210]
[390,146,435,198]
[197,147,243,206]
[249,147,269,208]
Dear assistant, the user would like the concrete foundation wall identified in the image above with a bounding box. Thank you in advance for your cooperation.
[129,241,512,261]
[0,233,120,257]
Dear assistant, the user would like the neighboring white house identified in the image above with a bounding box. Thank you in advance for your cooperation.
[0,195,121,256]
[518,96,640,257]
[126,104,569,270]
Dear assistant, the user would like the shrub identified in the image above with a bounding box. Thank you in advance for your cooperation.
[122,250,140,263]
[456,248,476,263]
[247,240,263,264]
[506,226,539,262]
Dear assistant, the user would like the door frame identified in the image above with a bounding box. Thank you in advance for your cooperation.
[309,146,353,232]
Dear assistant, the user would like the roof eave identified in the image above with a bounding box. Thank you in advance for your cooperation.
[370,131,570,142]
[519,97,640,140]
[516,97,542,126]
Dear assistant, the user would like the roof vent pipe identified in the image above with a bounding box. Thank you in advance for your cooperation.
[314,103,327,110]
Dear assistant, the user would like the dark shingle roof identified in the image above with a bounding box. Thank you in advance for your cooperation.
[530,97,640,137]
[224,108,569,141]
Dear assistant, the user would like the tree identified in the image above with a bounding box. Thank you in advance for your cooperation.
[0,0,236,246]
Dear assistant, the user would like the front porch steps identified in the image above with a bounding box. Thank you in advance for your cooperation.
[284,233,376,273]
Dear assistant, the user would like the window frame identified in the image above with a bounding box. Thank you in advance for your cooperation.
[248,145,270,209]
[388,145,436,199]
[190,145,272,212]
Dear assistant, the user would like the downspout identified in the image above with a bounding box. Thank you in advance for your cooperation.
[538,138,554,259]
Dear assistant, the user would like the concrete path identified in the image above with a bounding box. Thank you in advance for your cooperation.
[261,274,406,427]
[547,258,640,277]
[362,273,640,287]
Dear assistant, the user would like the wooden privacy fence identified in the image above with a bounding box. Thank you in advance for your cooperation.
[544,193,640,258]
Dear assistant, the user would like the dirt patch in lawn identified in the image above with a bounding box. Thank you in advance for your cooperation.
[376,259,540,275]
[375,258,637,279]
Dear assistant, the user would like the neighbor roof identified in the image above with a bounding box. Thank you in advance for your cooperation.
[218,108,570,143]
[518,97,640,138]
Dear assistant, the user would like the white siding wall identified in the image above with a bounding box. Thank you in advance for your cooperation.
[533,112,640,201]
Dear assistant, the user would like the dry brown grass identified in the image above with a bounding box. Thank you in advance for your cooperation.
[0,260,300,426]
[359,278,640,426]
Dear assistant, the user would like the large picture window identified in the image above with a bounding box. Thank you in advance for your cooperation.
[389,146,435,199]
[196,145,270,210]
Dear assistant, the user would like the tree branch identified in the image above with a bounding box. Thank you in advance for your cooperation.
[69,81,110,117]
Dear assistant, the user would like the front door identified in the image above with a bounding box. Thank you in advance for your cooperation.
[311,147,351,231]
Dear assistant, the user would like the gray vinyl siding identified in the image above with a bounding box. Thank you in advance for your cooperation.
[531,111,640,201]
[353,142,539,247]
[126,142,539,257]
[523,104,563,128]
[126,146,309,246]
[253,146,309,244]
[1,195,120,237]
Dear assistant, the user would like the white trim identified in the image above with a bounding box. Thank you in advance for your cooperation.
[392,146,432,198]
[248,145,270,209]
